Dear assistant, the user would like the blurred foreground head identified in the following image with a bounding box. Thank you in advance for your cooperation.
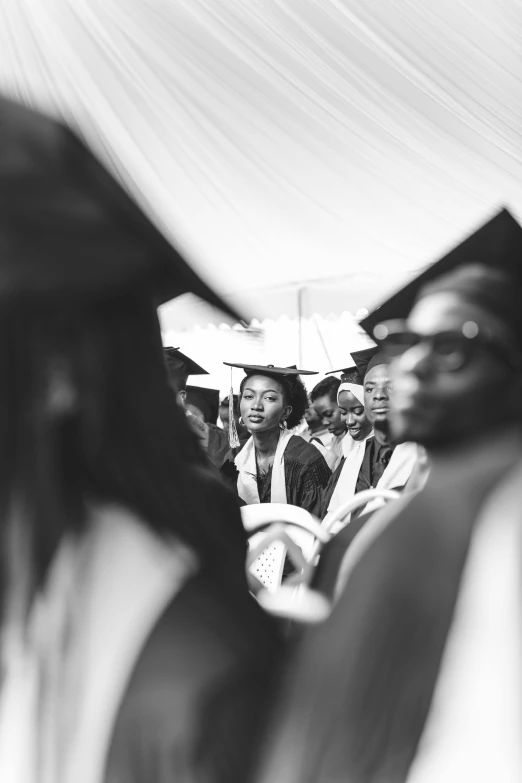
[364,209,522,450]
[387,265,522,448]
[0,94,242,614]
[255,212,522,783]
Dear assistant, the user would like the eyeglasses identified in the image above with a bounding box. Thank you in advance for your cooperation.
[373,319,522,373]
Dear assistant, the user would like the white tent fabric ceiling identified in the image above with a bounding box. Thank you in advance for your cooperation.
[0,0,521,322]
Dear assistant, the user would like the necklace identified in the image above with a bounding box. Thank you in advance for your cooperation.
[256,450,275,476]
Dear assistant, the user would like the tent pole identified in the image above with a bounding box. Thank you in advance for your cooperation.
[312,314,333,369]
[297,287,304,367]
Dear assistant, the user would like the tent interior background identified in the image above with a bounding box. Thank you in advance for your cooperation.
[159,310,374,399]
[158,269,412,396]
[1,0,520,400]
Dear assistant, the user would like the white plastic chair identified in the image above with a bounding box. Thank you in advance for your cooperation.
[241,504,332,623]
[241,504,329,591]
[323,488,401,536]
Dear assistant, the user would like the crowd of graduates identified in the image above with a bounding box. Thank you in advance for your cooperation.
[0,94,521,783]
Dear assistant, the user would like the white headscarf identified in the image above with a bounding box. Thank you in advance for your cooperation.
[337,381,368,461]
[337,382,364,406]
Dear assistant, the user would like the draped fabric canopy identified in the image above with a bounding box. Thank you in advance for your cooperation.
[0,0,521,321]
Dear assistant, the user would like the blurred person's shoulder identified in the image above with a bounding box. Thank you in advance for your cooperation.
[105,569,282,783]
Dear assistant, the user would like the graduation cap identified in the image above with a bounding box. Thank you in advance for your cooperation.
[360,208,522,339]
[164,347,208,377]
[164,347,208,393]
[0,94,239,317]
[185,386,220,425]
[350,347,386,381]
[223,363,318,376]
[326,365,360,383]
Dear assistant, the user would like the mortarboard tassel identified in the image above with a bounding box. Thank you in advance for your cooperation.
[228,367,241,449]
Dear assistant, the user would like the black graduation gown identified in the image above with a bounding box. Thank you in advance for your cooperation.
[310,436,383,520]
[311,456,345,518]
[100,463,282,783]
[308,457,513,782]
[105,572,282,783]
[311,508,374,599]
[254,434,521,783]
[312,438,410,520]
[207,426,249,471]
[221,435,331,514]
[206,423,230,469]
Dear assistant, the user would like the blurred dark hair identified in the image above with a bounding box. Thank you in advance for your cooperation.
[0,296,246,617]
[240,372,308,429]
[310,376,341,404]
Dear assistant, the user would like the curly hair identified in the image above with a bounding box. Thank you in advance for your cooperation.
[240,372,309,430]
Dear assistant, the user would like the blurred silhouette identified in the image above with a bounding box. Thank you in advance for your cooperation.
[0,94,281,783]
[255,209,522,783]
[163,348,233,469]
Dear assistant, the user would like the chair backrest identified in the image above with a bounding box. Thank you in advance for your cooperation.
[242,506,334,623]
[241,504,327,592]
[323,488,400,536]
[247,539,287,593]
[303,489,402,586]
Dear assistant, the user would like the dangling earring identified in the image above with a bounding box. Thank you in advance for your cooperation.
[280,419,288,430]
[238,416,244,426]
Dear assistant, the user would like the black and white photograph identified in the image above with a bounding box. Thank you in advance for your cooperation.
[0,2,520,781]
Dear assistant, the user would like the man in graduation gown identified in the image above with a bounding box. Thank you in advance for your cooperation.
[254,208,522,783]
[317,347,418,527]
[164,347,231,469]
[312,349,419,597]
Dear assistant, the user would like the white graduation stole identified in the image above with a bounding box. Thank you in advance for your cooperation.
[235,429,293,505]
[322,433,371,527]
[323,440,417,532]
[0,506,197,783]
[236,430,294,590]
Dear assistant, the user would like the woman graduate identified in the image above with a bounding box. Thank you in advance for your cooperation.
[220,364,331,512]
[0,95,281,783]
[320,360,374,499]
